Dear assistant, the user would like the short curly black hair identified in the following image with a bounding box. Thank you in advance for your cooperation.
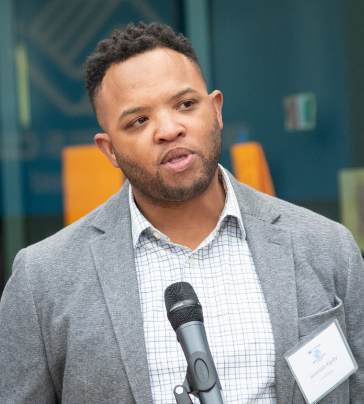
[85,21,204,115]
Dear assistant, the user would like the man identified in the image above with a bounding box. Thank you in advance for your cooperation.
[0,22,363,404]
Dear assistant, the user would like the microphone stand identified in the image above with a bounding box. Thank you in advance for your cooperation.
[173,385,193,404]
[173,350,223,404]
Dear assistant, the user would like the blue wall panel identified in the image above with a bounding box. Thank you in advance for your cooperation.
[212,0,351,201]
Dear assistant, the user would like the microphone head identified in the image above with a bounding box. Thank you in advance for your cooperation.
[164,282,204,331]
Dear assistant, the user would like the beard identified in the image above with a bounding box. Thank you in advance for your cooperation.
[114,118,222,205]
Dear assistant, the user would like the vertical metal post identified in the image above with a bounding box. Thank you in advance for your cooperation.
[0,0,26,281]
[183,0,213,92]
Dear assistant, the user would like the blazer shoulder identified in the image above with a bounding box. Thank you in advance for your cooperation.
[19,185,130,282]
[231,174,347,239]
[27,183,130,257]
[229,174,355,268]
[272,193,348,243]
[27,203,103,257]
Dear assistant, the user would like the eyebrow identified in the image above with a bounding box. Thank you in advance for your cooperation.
[118,106,150,121]
[169,87,199,101]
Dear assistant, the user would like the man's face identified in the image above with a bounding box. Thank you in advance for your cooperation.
[95,48,223,205]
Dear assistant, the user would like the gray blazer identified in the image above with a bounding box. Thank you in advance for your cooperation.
[1,172,364,404]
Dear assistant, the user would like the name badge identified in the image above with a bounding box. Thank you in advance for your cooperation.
[285,318,357,404]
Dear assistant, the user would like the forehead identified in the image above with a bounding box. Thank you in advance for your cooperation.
[97,48,205,107]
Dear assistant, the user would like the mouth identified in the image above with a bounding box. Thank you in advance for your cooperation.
[161,148,194,164]
[161,147,196,172]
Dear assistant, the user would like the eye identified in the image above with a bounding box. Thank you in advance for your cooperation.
[130,116,148,127]
[179,100,195,110]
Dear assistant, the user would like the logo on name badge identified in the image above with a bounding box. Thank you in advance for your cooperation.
[313,349,321,359]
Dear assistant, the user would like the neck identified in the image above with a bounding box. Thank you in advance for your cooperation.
[131,169,226,250]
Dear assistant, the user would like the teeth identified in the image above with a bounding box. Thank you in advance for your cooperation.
[168,155,187,163]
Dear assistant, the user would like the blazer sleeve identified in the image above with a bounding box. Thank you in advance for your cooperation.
[0,249,57,404]
[342,228,364,403]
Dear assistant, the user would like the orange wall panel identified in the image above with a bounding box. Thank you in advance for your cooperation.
[62,145,124,226]
[230,142,275,196]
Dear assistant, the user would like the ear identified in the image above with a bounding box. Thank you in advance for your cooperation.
[209,90,223,130]
[94,133,119,168]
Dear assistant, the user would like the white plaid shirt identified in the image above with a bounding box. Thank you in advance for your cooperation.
[130,166,277,404]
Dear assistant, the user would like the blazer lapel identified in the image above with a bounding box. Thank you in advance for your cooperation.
[90,181,153,404]
[229,172,299,404]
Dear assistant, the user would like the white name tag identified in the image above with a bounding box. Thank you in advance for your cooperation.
[285,318,357,404]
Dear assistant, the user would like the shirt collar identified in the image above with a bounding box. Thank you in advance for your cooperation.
[129,165,246,248]
[129,185,153,248]
[217,165,245,237]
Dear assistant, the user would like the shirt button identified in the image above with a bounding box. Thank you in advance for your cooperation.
[188,257,196,266]
[153,231,161,239]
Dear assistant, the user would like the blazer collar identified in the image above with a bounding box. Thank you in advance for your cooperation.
[225,170,281,224]
[91,180,130,233]
[91,172,280,234]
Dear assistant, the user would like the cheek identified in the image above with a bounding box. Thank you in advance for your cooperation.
[189,108,215,134]
[115,139,155,168]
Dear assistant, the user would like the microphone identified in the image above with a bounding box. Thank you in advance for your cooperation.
[164,282,225,404]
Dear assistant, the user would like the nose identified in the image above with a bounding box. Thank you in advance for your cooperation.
[154,111,186,143]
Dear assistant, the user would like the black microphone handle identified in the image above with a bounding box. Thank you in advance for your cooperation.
[176,321,225,404]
